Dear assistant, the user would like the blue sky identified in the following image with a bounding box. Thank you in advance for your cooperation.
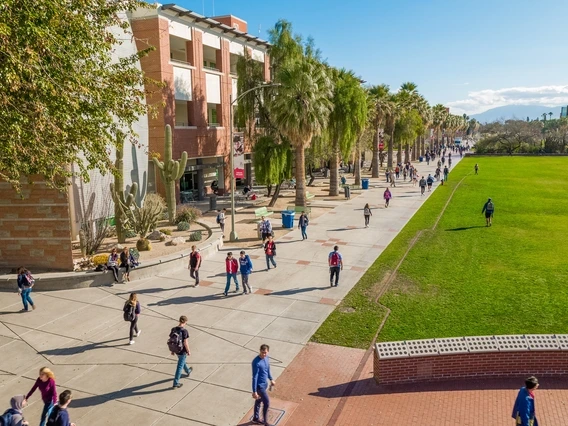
[172,0,568,114]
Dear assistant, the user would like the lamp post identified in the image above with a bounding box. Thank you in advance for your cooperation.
[229,82,281,242]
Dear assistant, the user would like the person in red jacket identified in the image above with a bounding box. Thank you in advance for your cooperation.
[223,252,239,296]
[25,367,57,426]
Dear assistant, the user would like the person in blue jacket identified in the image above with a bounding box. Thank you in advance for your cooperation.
[16,267,35,312]
[239,250,253,295]
[512,376,539,426]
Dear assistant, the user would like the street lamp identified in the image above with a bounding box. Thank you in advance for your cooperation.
[229,82,281,242]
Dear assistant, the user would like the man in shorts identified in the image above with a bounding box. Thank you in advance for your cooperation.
[481,198,494,226]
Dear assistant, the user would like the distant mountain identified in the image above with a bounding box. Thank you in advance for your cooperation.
[470,105,564,123]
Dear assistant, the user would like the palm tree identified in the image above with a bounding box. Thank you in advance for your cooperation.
[397,82,418,164]
[542,113,548,122]
[384,94,400,168]
[269,58,334,207]
[549,112,554,121]
[368,84,391,177]
[326,68,368,196]
[432,104,448,150]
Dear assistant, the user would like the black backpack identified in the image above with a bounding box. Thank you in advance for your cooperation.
[167,327,184,354]
[123,303,136,322]
[0,409,18,426]
[46,406,61,425]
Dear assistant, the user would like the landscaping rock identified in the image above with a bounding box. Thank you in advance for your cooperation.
[170,236,186,246]
[147,230,165,240]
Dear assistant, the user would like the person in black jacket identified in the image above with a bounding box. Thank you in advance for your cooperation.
[119,248,131,282]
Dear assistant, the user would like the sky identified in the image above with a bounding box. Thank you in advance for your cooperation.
[171,0,568,115]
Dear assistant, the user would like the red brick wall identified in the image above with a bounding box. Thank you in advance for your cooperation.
[0,182,73,272]
[374,349,568,385]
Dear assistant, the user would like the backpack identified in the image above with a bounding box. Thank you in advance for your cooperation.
[0,409,18,426]
[216,214,221,224]
[167,327,184,354]
[46,406,61,425]
[486,202,494,212]
[123,302,136,322]
[330,252,340,266]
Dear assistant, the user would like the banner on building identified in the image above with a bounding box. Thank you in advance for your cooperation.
[233,132,245,179]
[377,128,385,150]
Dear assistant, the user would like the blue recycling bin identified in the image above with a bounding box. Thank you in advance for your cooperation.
[361,178,369,190]
[281,210,295,228]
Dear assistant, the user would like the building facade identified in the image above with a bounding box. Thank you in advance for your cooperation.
[130,4,270,202]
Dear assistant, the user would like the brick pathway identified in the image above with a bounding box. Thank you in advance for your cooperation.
[272,343,568,426]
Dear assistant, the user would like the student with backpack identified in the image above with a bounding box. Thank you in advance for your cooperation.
[45,390,75,426]
[16,267,35,312]
[25,367,57,426]
[481,197,495,227]
[328,246,343,287]
[239,250,253,295]
[223,252,239,296]
[363,203,372,228]
[426,174,434,191]
[443,166,449,182]
[259,217,273,244]
[1,395,28,426]
[298,212,309,240]
[419,176,427,196]
[263,236,277,270]
[188,245,202,287]
[123,293,141,345]
[216,208,226,237]
[168,316,192,389]
[383,188,392,208]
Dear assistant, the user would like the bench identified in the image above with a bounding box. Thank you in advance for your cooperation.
[286,205,312,218]
[306,192,315,200]
[255,207,274,219]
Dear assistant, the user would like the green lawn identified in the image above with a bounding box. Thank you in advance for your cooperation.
[311,157,568,349]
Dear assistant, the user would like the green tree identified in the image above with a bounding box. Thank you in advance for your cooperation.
[326,69,368,196]
[252,136,292,206]
[394,110,422,167]
[0,0,156,191]
[368,84,391,176]
[432,104,449,150]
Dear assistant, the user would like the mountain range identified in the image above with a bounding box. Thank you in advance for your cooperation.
[470,105,565,123]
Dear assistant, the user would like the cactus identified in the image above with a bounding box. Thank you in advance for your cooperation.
[177,221,190,231]
[111,136,138,243]
[153,125,188,224]
[79,229,87,257]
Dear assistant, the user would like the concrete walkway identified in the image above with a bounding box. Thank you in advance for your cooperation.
[0,157,459,425]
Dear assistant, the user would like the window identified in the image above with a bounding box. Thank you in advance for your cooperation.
[207,103,218,126]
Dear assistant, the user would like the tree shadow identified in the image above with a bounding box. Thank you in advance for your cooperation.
[39,338,127,357]
[114,284,189,296]
[445,226,485,231]
[326,228,351,232]
[268,287,326,296]
[147,293,224,306]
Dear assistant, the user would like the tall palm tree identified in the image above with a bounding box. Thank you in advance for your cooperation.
[384,94,399,168]
[368,84,391,177]
[397,82,419,163]
[432,104,448,150]
[542,113,548,122]
[549,112,554,121]
[326,69,368,196]
[269,58,334,207]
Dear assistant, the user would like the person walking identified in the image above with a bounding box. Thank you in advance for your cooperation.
[443,165,449,182]
[481,197,495,227]
[259,216,273,245]
[251,344,275,426]
[363,203,372,227]
[216,208,226,237]
[168,316,192,389]
[475,163,479,175]
[3,395,29,426]
[119,247,131,282]
[512,376,539,426]
[419,176,427,196]
[383,188,392,208]
[264,235,277,270]
[328,245,343,287]
[45,390,76,426]
[16,267,35,312]
[298,212,309,240]
[107,248,121,284]
[239,251,253,295]
[123,293,141,345]
[223,252,239,296]
[390,171,396,187]
[426,174,434,191]
[25,367,57,426]
[188,245,201,287]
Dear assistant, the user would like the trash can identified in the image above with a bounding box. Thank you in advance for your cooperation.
[344,185,351,199]
[419,156,424,162]
[209,195,217,211]
[257,221,262,239]
[361,178,369,190]
[281,210,295,228]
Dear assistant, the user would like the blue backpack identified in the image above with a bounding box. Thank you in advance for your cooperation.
[0,409,19,426]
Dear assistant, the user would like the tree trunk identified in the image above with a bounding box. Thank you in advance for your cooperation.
[329,142,340,196]
[404,142,410,163]
[421,135,425,156]
[266,184,272,197]
[268,184,280,207]
[354,145,361,186]
[397,141,402,164]
[295,144,307,207]
[371,128,379,178]
[387,131,394,168]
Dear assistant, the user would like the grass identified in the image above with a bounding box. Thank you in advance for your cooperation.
[311,157,568,349]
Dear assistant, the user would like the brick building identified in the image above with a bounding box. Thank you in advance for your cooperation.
[131,4,271,202]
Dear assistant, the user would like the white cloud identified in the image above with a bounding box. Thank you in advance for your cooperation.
[447,85,568,115]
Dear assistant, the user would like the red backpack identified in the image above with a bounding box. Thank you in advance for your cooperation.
[330,252,340,266]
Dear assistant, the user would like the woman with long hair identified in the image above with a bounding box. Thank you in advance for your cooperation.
[123,293,141,345]
[25,367,57,426]
[16,266,35,311]
[119,247,131,282]
[107,248,120,283]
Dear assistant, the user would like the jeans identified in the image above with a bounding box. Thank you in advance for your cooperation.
[224,273,239,294]
[300,226,307,239]
[220,222,225,234]
[108,265,120,282]
[190,268,199,285]
[330,266,340,286]
[40,401,54,426]
[173,353,191,386]
[266,255,276,269]
[253,385,270,422]
[364,215,370,226]
[129,316,139,341]
[120,262,131,274]
[20,287,34,310]
[241,273,251,293]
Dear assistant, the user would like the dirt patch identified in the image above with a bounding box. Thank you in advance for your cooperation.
[339,306,356,313]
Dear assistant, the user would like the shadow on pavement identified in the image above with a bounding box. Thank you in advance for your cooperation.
[445,226,485,231]
[147,294,222,306]
[40,338,126,356]
[114,285,189,296]
[268,287,326,296]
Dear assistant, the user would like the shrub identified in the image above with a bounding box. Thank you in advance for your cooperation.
[159,228,172,236]
[189,230,202,241]
[159,235,166,242]
[125,229,137,238]
[136,238,152,251]
[106,226,117,238]
[177,221,190,231]
[92,254,109,266]
[174,206,202,224]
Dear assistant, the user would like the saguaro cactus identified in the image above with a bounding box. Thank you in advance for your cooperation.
[111,137,138,243]
[153,125,188,224]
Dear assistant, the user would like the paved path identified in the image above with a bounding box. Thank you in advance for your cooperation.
[0,158,458,425]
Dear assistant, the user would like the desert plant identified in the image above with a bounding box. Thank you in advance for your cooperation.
[136,238,151,251]
[174,206,202,224]
[159,235,167,242]
[123,193,166,239]
[153,125,188,224]
[79,229,87,257]
[159,228,172,236]
[106,226,117,238]
[92,254,109,266]
[189,230,202,241]
[125,229,137,238]
[177,221,190,231]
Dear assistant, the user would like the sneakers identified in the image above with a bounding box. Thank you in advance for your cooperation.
[195,282,199,287]
[137,330,142,337]
[223,292,228,297]
[31,304,36,310]
[129,340,135,345]
[173,383,183,389]
[185,367,193,378]
[330,282,333,287]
